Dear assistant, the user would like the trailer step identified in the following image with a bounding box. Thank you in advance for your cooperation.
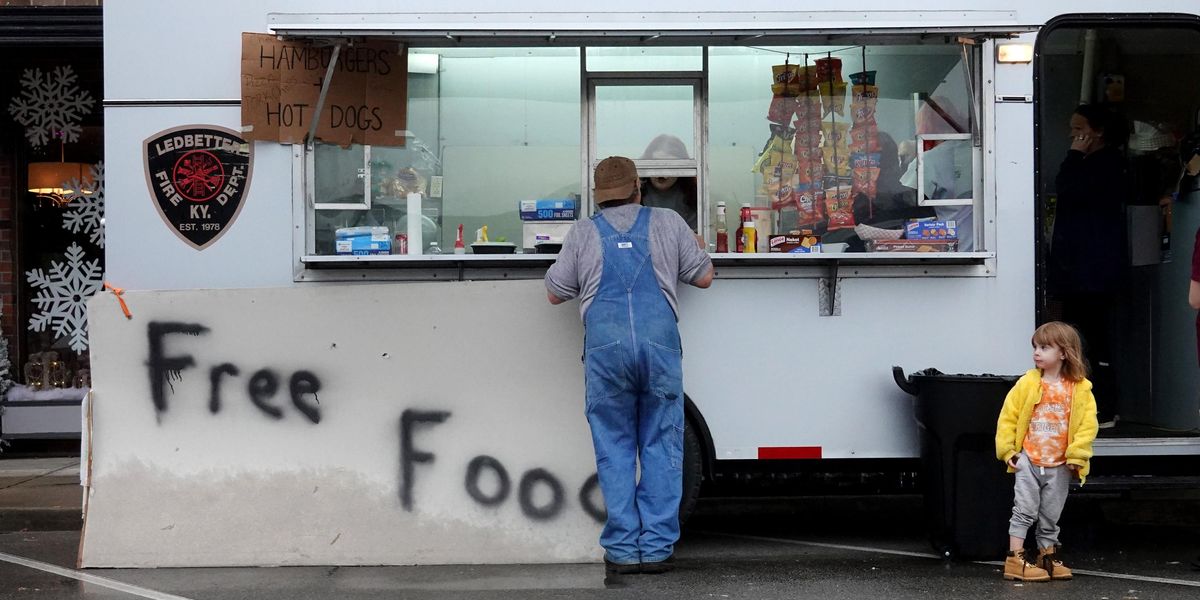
[1074,474,1200,492]
[1092,437,1200,457]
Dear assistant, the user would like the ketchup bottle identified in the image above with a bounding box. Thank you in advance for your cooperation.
[735,204,751,252]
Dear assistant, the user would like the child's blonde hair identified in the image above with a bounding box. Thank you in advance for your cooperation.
[1032,321,1088,382]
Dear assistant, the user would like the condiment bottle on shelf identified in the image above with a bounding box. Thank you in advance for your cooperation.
[735,203,750,253]
[741,207,757,254]
[454,223,466,254]
[715,201,729,253]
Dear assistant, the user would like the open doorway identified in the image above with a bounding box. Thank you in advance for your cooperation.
[1036,18,1200,436]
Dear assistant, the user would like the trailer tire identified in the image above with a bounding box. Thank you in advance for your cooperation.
[679,418,703,525]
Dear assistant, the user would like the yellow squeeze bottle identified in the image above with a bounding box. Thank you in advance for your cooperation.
[742,218,757,253]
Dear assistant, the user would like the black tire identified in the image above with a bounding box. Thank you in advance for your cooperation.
[679,418,704,525]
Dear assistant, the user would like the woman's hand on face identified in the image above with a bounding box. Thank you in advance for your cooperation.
[1070,134,1093,153]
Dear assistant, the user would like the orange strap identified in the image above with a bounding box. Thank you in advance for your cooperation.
[103,282,132,319]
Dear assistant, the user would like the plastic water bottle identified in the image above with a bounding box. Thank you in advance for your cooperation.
[715,201,729,253]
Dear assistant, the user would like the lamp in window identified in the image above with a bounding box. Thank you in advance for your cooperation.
[27,131,92,206]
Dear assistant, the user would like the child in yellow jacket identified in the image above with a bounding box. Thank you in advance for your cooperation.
[995,321,1098,582]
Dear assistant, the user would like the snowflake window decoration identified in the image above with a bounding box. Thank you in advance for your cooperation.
[7,66,96,148]
[26,242,104,354]
[61,162,105,248]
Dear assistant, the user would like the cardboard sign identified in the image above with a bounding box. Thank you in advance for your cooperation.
[144,126,253,250]
[240,33,407,147]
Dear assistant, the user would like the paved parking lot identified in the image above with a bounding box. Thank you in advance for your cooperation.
[3,486,1200,599]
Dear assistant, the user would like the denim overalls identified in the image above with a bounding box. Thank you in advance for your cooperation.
[583,207,685,565]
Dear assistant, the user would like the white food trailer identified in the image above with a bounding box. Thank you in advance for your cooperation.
[83,0,1199,567]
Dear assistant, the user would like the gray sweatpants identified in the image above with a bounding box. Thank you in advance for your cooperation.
[1009,452,1071,548]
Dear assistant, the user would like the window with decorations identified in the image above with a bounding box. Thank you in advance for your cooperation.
[1,39,103,434]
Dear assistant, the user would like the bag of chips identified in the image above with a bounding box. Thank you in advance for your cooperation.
[849,122,880,154]
[818,81,848,117]
[774,156,799,190]
[822,147,851,177]
[851,152,882,200]
[824,185,856,230]
[771,182,797,212]
[793,183,827,227]
[815,57,843,83]
[773,64,818,94]
[753,135,791,175]
[852,101,876,124]
[821,122,850,150]
[794,94,822,119]
[849,70,877,86]
[768,121,796,141]
[851,85,879,114]
[768,95,798,125]
[795,157,827,185]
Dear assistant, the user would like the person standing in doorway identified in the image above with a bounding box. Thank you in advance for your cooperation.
[1183,133,1200,356]
[1048,103,1130,426]
[640,134,699,231]
[545,156,713,575]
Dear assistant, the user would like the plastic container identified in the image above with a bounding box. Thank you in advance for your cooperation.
[893,367,1019,560]
[715,201,729,253]
[742,219,757,253]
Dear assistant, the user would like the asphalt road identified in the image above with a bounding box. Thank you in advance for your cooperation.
[2,492,1199,599]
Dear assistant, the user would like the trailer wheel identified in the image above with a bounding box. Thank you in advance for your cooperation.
[679,418,703,525]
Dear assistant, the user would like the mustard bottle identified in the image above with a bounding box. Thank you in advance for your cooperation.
[742,216,757,254]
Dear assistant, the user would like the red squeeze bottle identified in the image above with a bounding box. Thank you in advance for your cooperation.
[735,205,751,252]
[454,223,466,254]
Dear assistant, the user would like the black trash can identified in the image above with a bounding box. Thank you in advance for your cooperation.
[893,367,1019,560]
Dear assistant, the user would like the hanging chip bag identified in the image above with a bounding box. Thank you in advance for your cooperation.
[793,183,827,227]
[824,184,856,230]
[850,152,882,200]
[818,81,848,117]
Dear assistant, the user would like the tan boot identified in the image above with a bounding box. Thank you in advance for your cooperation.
[1038,546,1073,580]
[1004,548,1051,582]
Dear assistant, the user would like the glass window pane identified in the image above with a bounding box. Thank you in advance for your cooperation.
[586,47,703,72]
[917,137,973,201]
[314,143,365,205]
[310,48,582,255]
[708,44,974,253]
[595,85,694,160]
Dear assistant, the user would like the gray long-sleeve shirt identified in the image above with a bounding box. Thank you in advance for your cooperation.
[545,203,713,321]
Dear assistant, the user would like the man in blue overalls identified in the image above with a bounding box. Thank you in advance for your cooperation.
[545,156,714,575]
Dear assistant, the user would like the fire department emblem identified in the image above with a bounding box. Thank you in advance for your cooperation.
[144,126,253,250]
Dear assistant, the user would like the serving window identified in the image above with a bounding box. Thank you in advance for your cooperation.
[707,44,981,254]
[304,48,583,257]
[299,39,986,264]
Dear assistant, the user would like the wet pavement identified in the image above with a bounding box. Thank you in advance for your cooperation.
[2,486,1200,599]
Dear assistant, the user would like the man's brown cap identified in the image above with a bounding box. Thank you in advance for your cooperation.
[593,156,639,203]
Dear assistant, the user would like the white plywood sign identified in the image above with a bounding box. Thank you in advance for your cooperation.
[80,281,602,567]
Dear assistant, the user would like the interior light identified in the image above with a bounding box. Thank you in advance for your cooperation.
[997,43,1033,64]
[28,161,92,205]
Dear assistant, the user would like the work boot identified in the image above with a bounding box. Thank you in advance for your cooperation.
[640,555,675,575]
[1038,546,1073,580]
[1003,548,1050,582]
[604,558,640,575]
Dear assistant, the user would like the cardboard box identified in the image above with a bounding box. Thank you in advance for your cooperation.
[867,239,959,253]
[335,226,391,255]
[768,233,821,253]
[520,198,577,221]
[905,219,958,240]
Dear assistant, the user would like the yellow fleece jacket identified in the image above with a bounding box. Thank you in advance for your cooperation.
[994,369,1099,484]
